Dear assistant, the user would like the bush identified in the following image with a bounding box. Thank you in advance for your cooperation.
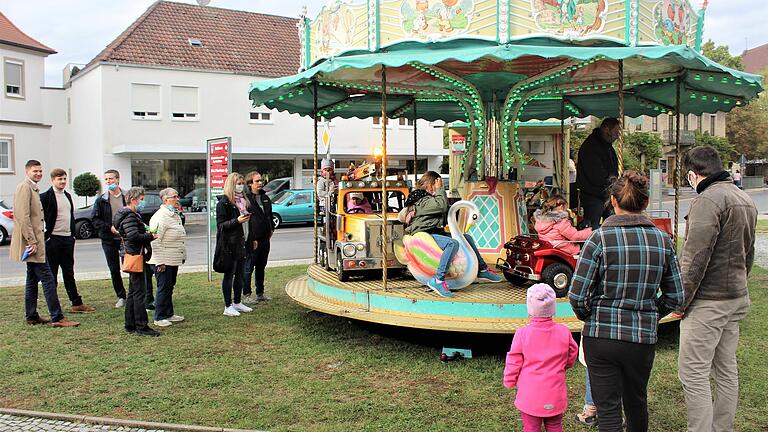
[72,172,100,205]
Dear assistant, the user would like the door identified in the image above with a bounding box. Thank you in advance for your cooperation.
[289,192,314,222]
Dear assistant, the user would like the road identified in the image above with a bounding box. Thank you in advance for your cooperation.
[2,188,767,281]
[0,220,314,281]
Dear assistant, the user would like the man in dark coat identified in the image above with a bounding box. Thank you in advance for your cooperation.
[242,171,274,304]
[40,168,95,314]
[91,169,128,306]
[576,118,621,229]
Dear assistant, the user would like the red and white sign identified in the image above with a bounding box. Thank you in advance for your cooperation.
[208,138,231,188]
[451,134,466,154]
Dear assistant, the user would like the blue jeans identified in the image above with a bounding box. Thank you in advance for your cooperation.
[222,258,245,307]
[25,262,64,322]
[431,234,488,281]
[154,265,178,321]
[585,369,594,406]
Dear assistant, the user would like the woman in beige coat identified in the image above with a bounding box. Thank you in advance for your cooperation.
[148,188,187,327]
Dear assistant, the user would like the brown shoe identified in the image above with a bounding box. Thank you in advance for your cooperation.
[51,318,80,328]
[70,304,96,313]
[26,317,50,325]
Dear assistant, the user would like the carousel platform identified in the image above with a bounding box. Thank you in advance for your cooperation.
[286,265,585,333]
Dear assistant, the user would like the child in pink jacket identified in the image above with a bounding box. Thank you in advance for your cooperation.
[503,283,579,432]
[533,195,592,256]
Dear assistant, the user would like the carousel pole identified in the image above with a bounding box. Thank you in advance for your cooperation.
[674,81,681,245]
[617,60,625,174]
[381,66,389,291]
[313,81,319,265]
[561,100,566,197]
[413,101,418,184]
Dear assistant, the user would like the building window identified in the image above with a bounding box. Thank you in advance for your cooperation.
[697,115,702,132]
[635,117,643,131]
[372,116,391,128]
[171,86,199,120]
[399,117,415,128]
[652,117,658,131]
[710,114,716,135]
[0,136,13,173]
[4,59,24,98]
[250,109,273,124]
[131,83,161,120]
[684,115,689,130]
[668,115,675,132]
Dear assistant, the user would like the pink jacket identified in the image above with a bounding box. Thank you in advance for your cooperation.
[533,209,592,256]
[503,317,578,417]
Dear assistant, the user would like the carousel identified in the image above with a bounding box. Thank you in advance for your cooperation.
[249,0,762,333]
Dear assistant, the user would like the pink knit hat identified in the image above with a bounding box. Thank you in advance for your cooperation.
[527,283,556,317]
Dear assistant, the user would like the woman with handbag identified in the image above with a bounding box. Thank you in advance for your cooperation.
[113,187,159,337]
[214,173,253,317]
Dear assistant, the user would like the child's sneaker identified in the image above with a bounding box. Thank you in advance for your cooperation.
[427,277,453,297]
[575,404,597,427]
[476,268,503,283]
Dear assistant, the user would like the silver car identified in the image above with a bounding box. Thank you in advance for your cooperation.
[0,199,13,245]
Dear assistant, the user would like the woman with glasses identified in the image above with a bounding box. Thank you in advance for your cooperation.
[148,188,187,327]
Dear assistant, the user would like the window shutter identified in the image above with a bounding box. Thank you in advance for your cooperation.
[171,86,198,115]
[131,84,161,113]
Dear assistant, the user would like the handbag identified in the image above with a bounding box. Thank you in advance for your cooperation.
[212,225,234,273]
[122,251,144,273]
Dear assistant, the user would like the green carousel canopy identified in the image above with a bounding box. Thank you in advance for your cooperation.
[248,0,763,172]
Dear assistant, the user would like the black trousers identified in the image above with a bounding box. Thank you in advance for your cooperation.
[583,336,656,432]
[243,238,271,296]
[580,192,613,230]
[144,264,155,308]
[101,239,126,299]
[125,270,149,331]
[46,235,82,306]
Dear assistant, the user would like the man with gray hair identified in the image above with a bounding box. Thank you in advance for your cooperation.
[676,145,757,432]
[148,188,187,327]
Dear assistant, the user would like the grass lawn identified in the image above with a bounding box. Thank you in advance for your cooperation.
[756,219,768,233]
[1,266,767,431]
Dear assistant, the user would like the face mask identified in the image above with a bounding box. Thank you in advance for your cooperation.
[687,171,698,191]
[107,183,118,191]
[235,184,245,194]
[164,204,177,213]
[136,200,146,212]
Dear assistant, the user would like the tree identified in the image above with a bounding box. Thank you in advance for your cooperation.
[694,131,736,165]
[72,172,100,205]
[726,68,768,159]
[701,40,743,70]
[623,132,663,174]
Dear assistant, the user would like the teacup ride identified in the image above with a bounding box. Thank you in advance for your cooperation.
[252,0,762,334]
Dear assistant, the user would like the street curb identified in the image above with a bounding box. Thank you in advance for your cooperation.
[0,408,266,432]
[0,258,312,288]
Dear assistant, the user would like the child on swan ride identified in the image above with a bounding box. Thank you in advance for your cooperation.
[403,171,502,297]
[533,195,592,256]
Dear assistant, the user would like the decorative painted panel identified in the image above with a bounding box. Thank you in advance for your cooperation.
[309,1,369,65]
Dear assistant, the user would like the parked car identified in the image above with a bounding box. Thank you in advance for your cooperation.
[263,177,293,199]
[73,191,185,239]
[179,187,207,212]
[0,200,13,245]
[271,189,314,229]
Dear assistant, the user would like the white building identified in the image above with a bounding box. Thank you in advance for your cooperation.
[0,1,445,204]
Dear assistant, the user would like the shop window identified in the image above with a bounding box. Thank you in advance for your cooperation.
[4,59,24,98]
[171,86,199,120]
[250,109,273,124]
[652,117,658,131]
[131,83,161,120]
[0,136,13,173]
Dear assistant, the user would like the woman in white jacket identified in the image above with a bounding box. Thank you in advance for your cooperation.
[148,188,187,327]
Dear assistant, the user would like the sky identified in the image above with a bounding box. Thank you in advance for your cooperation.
[0,0,766,87]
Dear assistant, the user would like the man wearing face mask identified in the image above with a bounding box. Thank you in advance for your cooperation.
[675,146,757,432]
[92,169,128,307]
[575,118,621,229]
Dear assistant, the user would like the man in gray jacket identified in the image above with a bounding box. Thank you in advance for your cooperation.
[676,146,757,432]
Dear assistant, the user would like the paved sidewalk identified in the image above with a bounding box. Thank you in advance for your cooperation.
[0,413,163,431]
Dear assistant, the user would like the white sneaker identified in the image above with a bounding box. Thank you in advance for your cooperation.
[232,303,253,313]
[115,298,125,308]
[167,315,185,322]
[223,305,240,317]
[154,319,172,327]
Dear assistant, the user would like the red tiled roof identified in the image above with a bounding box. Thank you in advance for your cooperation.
[742,42,768,74]
[0,11,56,54]
[86,1,300,77]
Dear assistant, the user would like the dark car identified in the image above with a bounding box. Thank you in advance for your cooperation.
[263,177,292,199]
[179,188,207,212]
[73,191,185,239]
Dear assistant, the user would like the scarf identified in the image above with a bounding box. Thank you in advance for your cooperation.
[696,170,730,194]
[234,192,248,215]
[404,189,431,207]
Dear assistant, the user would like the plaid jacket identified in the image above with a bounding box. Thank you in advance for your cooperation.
[569,214,684,344]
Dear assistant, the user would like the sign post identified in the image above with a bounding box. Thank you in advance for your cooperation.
[207,137,232,282]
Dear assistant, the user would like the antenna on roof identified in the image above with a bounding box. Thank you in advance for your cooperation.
[196,0,211,6]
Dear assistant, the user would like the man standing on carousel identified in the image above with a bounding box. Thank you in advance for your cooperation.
[575,117,621,229]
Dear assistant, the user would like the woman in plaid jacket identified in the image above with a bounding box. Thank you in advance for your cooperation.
[569,171,684,432]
